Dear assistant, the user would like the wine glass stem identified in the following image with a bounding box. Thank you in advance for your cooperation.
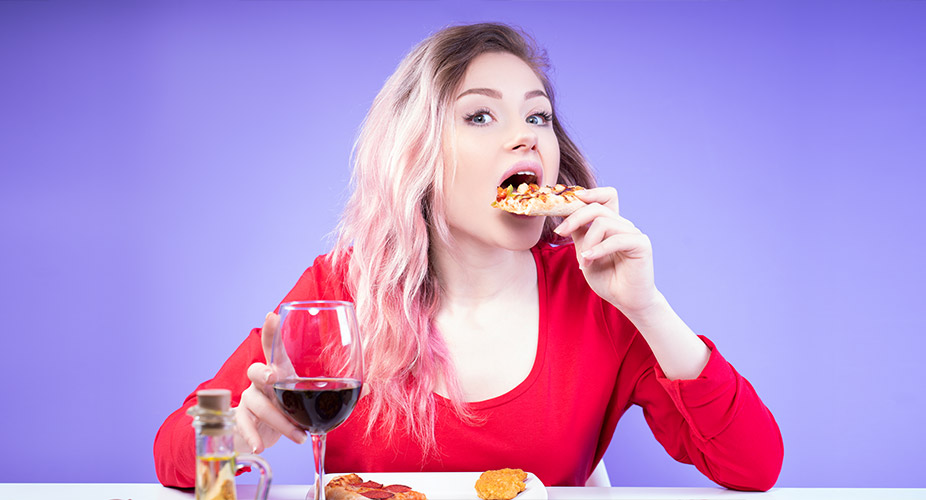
[311,433,327,500]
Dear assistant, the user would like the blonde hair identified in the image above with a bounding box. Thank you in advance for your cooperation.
[332,23,596,455]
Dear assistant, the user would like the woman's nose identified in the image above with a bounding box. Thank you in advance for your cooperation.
[506,123,539,151]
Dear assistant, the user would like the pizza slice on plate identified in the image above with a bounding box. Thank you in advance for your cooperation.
[325,473,427,500]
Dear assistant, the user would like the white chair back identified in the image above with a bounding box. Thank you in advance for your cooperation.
[585,460,611,487]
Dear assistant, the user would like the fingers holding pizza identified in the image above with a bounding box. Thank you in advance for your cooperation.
[550,186,661,315]
[490,182,660,316]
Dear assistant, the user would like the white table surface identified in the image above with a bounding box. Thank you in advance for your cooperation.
[1,483,924,500]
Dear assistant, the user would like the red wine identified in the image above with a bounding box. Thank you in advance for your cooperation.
[273,378,362,434]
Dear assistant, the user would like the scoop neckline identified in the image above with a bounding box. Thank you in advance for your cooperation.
[434,246,548,411]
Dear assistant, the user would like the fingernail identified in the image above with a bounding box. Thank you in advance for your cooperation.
[293,431,307,444]
[581,249,594,259]
[553,224,564,235]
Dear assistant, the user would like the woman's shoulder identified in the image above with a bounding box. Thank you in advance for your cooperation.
[277,250,352,305]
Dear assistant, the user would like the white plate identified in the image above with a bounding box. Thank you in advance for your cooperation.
[322,471,547,499]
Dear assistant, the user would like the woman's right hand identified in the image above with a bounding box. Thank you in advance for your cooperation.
[234,312,307,453]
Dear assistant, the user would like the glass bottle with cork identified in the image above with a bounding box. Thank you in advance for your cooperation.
[188,389,272,500]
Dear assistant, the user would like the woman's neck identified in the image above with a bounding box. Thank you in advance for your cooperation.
[431,237,537,311]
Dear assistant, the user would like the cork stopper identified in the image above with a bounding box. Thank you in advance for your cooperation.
[196,389,231,412]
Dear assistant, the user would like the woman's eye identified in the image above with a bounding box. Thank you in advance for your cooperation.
[527,112,552,125]
[465,112,494,125]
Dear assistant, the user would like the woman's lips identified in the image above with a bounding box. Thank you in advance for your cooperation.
[498,161,543,187]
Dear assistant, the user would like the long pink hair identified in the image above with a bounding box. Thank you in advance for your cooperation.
[332,23,596,455]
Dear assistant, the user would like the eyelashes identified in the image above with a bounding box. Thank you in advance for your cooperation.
[463,108,494,126]
[463,108,554,127]
[530,111,553,125]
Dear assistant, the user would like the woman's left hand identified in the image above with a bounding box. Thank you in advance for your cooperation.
[554,187,661,315]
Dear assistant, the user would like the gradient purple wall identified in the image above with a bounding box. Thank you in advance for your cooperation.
[1,0,924,488]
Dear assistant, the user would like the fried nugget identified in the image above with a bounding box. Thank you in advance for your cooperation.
[474,468,528,500]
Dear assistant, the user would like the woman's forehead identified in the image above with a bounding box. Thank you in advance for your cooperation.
[457,52,546,98]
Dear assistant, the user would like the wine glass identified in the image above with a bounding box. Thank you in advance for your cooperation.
[270,301,364,500]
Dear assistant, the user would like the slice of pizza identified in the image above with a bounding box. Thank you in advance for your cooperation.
[492,183,587,216]
[325,473,427,500]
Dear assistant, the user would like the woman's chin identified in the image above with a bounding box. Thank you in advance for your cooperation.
[497,218,545,249]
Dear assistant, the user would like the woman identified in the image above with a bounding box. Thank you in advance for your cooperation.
[154,23,783,490]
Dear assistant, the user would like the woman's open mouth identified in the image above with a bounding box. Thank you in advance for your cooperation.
[499,171,538,189]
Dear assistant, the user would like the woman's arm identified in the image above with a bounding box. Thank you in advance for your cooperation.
[153,328,264,487]
[155,258,339,487]
[557,187,783,490]
[554,187,710,380]
[625,332,784,491]
[621,293,710,380]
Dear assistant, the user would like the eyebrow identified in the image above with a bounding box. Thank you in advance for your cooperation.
[456,88,550,101]
[524,89,549,100]
[457,87,501,99]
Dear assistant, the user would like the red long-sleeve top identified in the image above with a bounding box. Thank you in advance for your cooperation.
[154,243,783,490]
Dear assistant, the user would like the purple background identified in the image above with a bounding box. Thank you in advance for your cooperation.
[1,0,924,488]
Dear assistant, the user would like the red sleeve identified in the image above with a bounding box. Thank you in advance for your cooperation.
[153,328,264,488]
[536,242,782,490]
[627,333,784,491]
[153,254,347,487]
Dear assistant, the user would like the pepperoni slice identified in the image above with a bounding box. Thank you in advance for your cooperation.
[383,485,411,493]
[358,481,383,489]
[359,491,394,499]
